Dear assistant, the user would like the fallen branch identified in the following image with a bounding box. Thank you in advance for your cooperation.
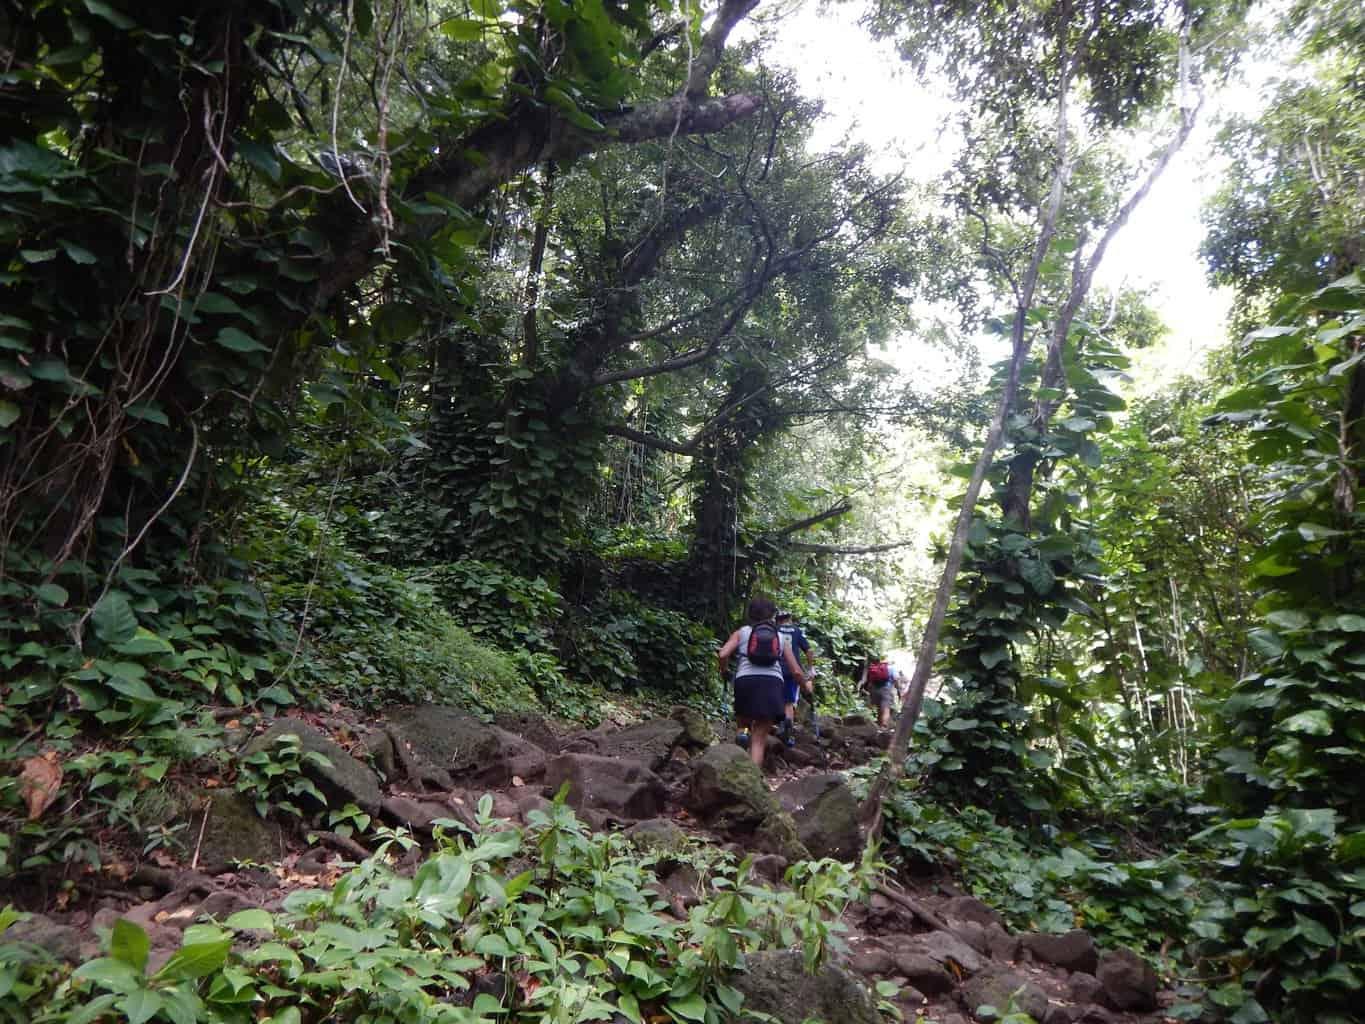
[310,830,373,862]
[875,882,952,932]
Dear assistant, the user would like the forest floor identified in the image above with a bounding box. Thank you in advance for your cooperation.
[6,704,1186,1024]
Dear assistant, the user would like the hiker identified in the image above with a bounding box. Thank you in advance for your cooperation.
[776,610,814,747]
[865,656,899,728]
[718,597,807,769]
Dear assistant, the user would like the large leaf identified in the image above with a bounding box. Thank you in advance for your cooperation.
[1280,710,1332,736]
[110,919,150,973]
[91,592,138,644]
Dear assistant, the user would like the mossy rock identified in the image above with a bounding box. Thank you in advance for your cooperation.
[753,809,811,863]
[729,950,881,1024]
[245,718,382,815]
[191,789,283,872]
[624,818,692,857]
[687,742,782,826]
[776,773,863,862]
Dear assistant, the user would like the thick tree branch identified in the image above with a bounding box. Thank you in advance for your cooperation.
[315,92,762,307]
[687,0,762,100]
[787,539,918,555]
[769,499,854,538]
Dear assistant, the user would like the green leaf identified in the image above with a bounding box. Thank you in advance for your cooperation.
[154,933,232,982]
[125,402,170,426]
[213,327,268,353]
[0,400,19,427]
[117,989,164,1024]
[28,360,70,382]
[1334,614,1365,632]
[667,992,708,1022]
[1297,522,1344,541]
[113,628,174,656]
[1265,610,1310,631]
[61,240,97,264]
[83,0,137,30]
[36,582,69,606]
[111,919,150,973]
[440,18,488,40]
[225,909,274,932]
[92,592,139,644]
[1280,710,1332,736]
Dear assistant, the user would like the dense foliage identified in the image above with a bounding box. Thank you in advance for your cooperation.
[3,0,1365,1023]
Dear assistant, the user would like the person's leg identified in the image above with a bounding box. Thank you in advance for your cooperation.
[749,718,772,767]
[878,687,892,728]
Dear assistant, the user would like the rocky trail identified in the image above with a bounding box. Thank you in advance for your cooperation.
[7,707,1178,1024]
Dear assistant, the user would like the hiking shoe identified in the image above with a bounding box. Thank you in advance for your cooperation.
[784,730,797,749]
[735,731,750,750]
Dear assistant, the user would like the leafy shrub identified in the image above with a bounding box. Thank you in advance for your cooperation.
[423,561,563,653]
[244,501,538,713]
[1187,809,1365,1024]
[878,780,1196,954]
[2,797,877,1024]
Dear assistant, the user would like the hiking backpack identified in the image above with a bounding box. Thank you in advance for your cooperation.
[746,622,783,666]
[867,661,891,685]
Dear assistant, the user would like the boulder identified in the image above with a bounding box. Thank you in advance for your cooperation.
[191,789,283,872]
[730,950,882,1024]
[687,743,781,826]
[1096,947,1159,1012]
[750,853,788,883]
[543,753,665,821]
[623,818,691,857]
[195,891,254,921]
[381,795,459,833]
[946,918,991,955]
[386,706,547,788]
[563,710,711,772]
[848,942,898,976]
[1021,929,1099,975]
[752,808,812,863]
[493,711,561,753]
[686,743,810,861]
[1,914,93,963]
[1068,972,1103,1005]
[985,923,1022,962]
[913,929,987,975]
[892,953,955,995]
[943,895,1007,930]
[959,966,1051,1024]
[245,718,382,814]
[776,773,863,862]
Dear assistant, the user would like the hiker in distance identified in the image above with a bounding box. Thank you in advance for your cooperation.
[776,609,815,747]
[864,655,899,728]
[717,597,808,769]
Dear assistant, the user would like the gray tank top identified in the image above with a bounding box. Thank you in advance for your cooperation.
[735,624,788,680]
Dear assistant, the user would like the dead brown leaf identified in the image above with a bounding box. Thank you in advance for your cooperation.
[19,750,63,820]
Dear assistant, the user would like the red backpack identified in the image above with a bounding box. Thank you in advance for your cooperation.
[867,661,891,685]
[746,622,783,666]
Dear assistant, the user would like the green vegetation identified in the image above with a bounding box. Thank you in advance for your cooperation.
[2,0,1364,1022]
[1,797,876,1024]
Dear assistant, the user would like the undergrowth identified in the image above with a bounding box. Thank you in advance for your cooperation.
[0,796,879,1024]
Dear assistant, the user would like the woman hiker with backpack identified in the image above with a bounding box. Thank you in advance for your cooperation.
[717,597,808,770]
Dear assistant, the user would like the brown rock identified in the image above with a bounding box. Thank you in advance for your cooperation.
[959,966,1051,1023]
[542,752,665,821]
[381,795,456,832]
[942,896,1006,930]
[986,923,1022,961]
[1096,947,1159,1011]
[1068,971,1103,1005]
[892,953,956,994]
[913,929,987,975]
[1021,929,1099,974]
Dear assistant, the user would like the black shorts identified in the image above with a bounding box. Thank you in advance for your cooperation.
[734,674,785,724]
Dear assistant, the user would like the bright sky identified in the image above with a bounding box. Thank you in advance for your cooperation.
[751,0,1278,392]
